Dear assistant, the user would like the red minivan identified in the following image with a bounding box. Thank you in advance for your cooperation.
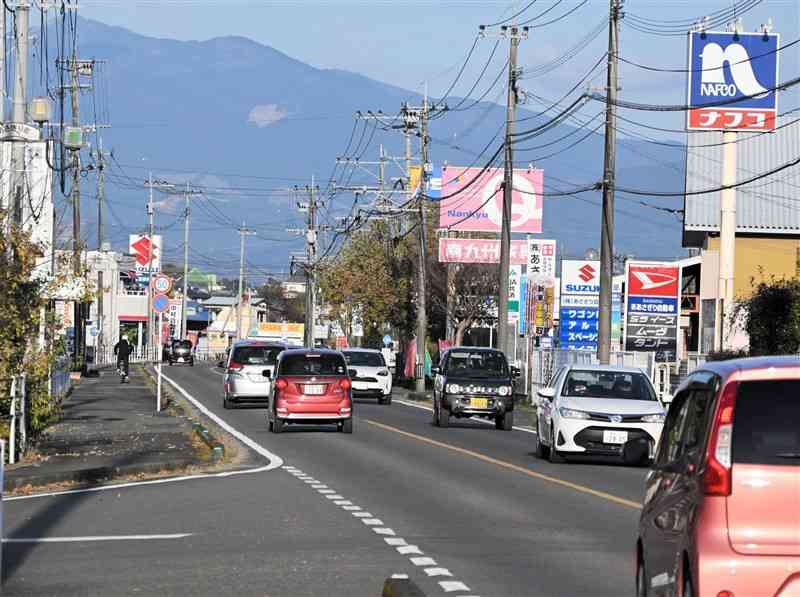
[636,356,800,597]
[267,349,353,434]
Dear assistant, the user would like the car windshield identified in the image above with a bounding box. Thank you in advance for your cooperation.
[733,380,800,466]
[562,370,656,401]
[232,346,282,365]
[446,351,508,378]
[280,353,347,376]
[175,341,192,350]
[343,351,385,367]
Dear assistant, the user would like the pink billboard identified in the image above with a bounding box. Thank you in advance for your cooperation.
[439,167,543,233]
[438,238,528,265]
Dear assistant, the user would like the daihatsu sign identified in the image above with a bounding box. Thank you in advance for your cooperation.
[687,30,779,131]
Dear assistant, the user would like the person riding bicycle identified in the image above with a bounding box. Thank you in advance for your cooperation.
[114,335,133,377]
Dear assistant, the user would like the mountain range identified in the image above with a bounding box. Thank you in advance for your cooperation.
[57,18,689,278]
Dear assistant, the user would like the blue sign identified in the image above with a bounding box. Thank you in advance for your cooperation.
[627,296,679,315]
[152,294,170,314]
[559,306,599,350]
[518,276,528,336]
[382,334,393,347]
[687,31,779,131]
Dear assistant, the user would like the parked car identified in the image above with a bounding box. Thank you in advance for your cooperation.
[267,349,353,434]
[167,339,194,366]
[636,356,800,597]
[432,347,519,430]
[342,348,392,404]
[223,341,286,409]
[534,365,665,464]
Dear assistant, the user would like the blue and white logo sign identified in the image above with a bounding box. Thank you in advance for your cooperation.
[687,30,779,131]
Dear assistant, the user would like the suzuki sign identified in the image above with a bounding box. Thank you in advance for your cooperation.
[128,234,162,274]
[687,31,779,131]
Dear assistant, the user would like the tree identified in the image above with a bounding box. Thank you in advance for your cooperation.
[429,263,498,346]
[319,226,406,346]
[733,277,800,356]
[258,278,305,323]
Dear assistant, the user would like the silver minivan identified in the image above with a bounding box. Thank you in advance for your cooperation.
[223,341,287,409]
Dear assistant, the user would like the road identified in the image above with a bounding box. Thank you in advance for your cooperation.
[4,362,649,596]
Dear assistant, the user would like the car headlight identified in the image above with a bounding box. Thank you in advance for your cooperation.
[498,386,512,397]
[558,407,590,420]
[641,413,666,424]
[446,383,461,394]
[377,370,389,377]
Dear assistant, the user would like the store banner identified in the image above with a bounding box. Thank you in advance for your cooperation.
[624,261,681,354]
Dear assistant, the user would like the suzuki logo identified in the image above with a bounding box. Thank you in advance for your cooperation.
[130,236,158,267]
[632,271,677,291]
[579,264,596,282]
[700,42,768,97]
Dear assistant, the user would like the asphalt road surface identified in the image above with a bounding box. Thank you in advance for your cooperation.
[4,362,649,596]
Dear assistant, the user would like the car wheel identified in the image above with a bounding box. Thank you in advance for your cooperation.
[383,394,392,405]
[635,551,647,597]
[341,418,353,434]
[549,427,565,463]
[190,360,194,367]
[496,411,513,431]
[439,403,450,428]
[535,432,550,459]
[680,561,694,597]
[223,395,231,409]
[272,417,284,434]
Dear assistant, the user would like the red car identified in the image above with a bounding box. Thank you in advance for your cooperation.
[636,356,800,597]
[267,349,353,434]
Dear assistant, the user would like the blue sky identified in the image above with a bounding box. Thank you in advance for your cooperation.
[80,0,798,130]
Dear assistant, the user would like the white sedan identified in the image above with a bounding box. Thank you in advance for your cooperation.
[534,365,666,465]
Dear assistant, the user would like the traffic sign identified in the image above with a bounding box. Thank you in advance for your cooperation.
[152,274,172,294]
[382,335,392,347]
[152,293,170,314]
[687,30,779,131]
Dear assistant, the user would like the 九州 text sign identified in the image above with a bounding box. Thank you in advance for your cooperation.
[687,31,779,131]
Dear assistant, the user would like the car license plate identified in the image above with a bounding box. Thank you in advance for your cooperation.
[178,357,184,363]
[471,398,489,409]
[353,382,367,390]
[603,430,628,444]
[303,384,324,395]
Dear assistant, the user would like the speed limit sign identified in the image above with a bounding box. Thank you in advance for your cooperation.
[152,274,172,294]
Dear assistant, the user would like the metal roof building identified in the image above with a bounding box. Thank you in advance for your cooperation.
[683,115,800,245]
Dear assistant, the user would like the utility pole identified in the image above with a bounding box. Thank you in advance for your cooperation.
[95,140,106,249]
[180,183,202,340]
[69,56,85,370]
[236,222,256,340]
[304,181,318,348]
[145,173,156,355]
[10,1,28,224]
[597,0,621,364]
[480,23,527,358]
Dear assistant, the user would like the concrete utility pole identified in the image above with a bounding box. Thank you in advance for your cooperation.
[236,222,256,341]
[304,182,318,348]
[95,140,106,249]
[10,1,28,225]
[69,56,86,370]
[480,23,527,358]
[145,173,156,354]
[597,0,621,365]
[180,183,202,340]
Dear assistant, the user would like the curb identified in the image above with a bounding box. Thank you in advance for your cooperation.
[3,457,198,493]
[192,423,225,464]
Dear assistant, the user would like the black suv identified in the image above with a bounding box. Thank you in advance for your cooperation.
[432,347,519,430]
[167,339,194,366]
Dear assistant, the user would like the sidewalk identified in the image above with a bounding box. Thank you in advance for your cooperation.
[5,366,204,493]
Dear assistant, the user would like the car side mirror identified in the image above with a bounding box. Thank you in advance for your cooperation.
[537,387,556,401]
[262,370,271,378]
[431,365,441,375]
[622,438,651,466]
[348,368,358,378]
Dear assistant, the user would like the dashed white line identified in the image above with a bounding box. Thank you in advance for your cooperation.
[352,512,373,518]
[325,494,345,500]
[397,545,423,555]
[425,568,453,578]
[342,505,362,511]
[334,500,353,506]
[411,556,437,567]
[317,489,335,494]
[312,484,328,489]
[361,518,383,526]
[385,538,407,547]
[438,581,472,593]
[391,574,409,580]
[372,527,396,536]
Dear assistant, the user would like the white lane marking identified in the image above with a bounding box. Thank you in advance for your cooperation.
[352,512,373,518]
[7,373,286,502]
[342,505,362,511]
[317,489,335,494]
[361,518,383,526]
[411,556,437,566]
[391,574,409,580]
[439,581,472,593]
[425,568,453,577]
[394,398,538,435]
[385,538,407,546]
[312,484,328,489]
[334,500,353,506]
[397,545,423,555]
[373,527,396,536]
[3,533,193,543]
[325,494,345,500]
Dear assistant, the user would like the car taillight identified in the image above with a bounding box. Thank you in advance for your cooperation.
[274,378,288,391]
[228,362,243,370]
[339,378,352,390]
[703,381,738,496]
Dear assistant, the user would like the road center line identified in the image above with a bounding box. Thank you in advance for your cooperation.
[364,419,642,510]
[3,533,193,543]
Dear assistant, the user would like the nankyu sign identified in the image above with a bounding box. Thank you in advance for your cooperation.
[439,166,543,233]
[624,262,681,354]
[687,31,779,131]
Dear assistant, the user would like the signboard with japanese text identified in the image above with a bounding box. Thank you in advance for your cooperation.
[438,238,528,265]
[507,266,522,321]
[439,166,543,233]
[128,234,162,274]
[527,239,556,287]
[559,260,622,350]
[687,31,779,131]
[559,307,598,349]
[518,275,528,335]
[560,260,601,296]
[166,299,183,340]
[624,262,681,354]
